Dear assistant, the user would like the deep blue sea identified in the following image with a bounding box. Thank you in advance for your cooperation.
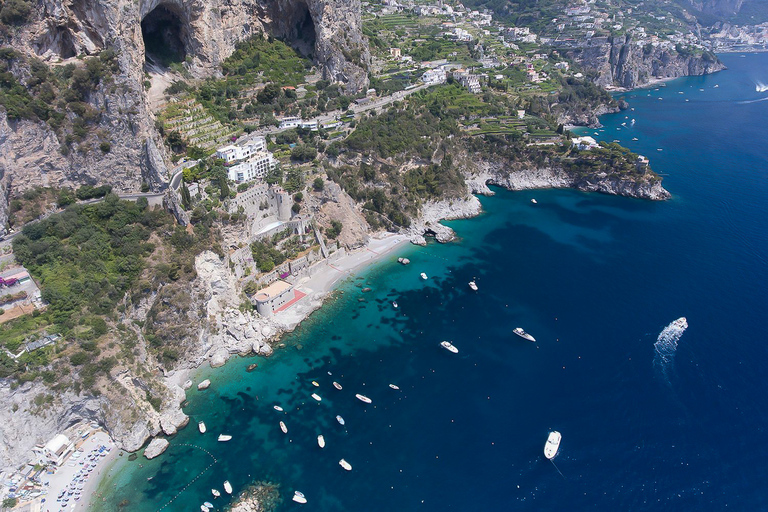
[95,53,768,511]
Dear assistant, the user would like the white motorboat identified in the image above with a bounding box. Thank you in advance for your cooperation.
[223,481,233,494]
[201,505,209,512]
[544,431,562,460]
[355,394,372,404]
[211,489,220,498]
[333,381,343,390]
[198,421,206,434]
[393,301,398,308]
[273,405,284,412]
[311,393,322,402]
[339,458,352,471]
[280,421,288,434]
[389,384,400,390]
[204,502,214,509]
[468,280,478,291]
[317,435,325,448]
[513,327,536,342]
[217,434,232,442]
[420,272,428,280]
[292,491,307,504]
[440,341,458,353]
[311,381,320,387]
[336,415,345,425]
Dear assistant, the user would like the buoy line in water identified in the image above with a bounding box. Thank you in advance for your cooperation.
[156,444,219,512]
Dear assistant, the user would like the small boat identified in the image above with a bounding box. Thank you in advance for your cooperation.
[311,393,322,402]
[544,431,562,460]
[714,84,719,88]
[336,415,345,425]
[217,434,232,442]
[223,481,233,494]
[632,137,638,141]
[198,421,206,434]
[273,405,284,412]
[513,328,536,342]
[280,421,288,434]
[440,341,458,353]
[311,381,320,387]
[333,381,343,390]
[339,459,352,471]
[201,506,209,512]
[389,384,400,390]
[420,272,428,280]
[530,198,537,204]
[657,148,663,151]
[317,435,325,448]
[392,301,398,308]
[292,491,307,504]
[468,280,478,291]
[211,489,220,498]
[355,394,372,404]
[204,502,214,509]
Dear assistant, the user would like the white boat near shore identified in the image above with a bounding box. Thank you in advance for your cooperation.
[311,381,320,387]
[333,381,343,390]
[223,481,233,494]
[273,405,284,412]
[355,394,372,404]
[198,421,206,434]
[513,328,536,342]
[317,435,325,448]
[292,491,307,504]
[389,384,400,390]
[217,434,232,442]
[211,489,220,498]
[544,431,562,460]
[280,421,288,434]
[339,458,352,471]
[531,198,537,204]
[311,393,322,402]
[468,280,478,291]
[440,341,458,353]
[420,272,428,280]
[336,415,345,425]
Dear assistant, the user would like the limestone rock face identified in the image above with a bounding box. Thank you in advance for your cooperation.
[159,408,189,436]
[144,437,169,459]
[574,35,726,89]
[0,0,369,209]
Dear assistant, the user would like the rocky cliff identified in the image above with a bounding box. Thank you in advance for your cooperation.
[0,0,369,218]
[573,35,725,89]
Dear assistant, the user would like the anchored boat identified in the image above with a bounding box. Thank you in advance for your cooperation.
[339,459,352,471]
[355,394,372,404]
[513,327,536,342]
[420,272,428,280]
[440,341,459,353]
[280,421,288,434]
[544,431,562,460]
[223,481,233,494]
[317,435,325,448]
[198,421,206,434]
[292,491,307,504]
[333,381,343,390]
[389,384,400,390]
[336,415,345,426]
[217,434,232,442]
[311,393,322,402]
[211,489,220,498]
[468,280,478,291]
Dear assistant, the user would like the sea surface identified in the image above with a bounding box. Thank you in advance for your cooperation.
[95,53,768,511]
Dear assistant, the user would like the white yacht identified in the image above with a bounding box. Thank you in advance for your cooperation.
[530,199,537,204]
[389,384,400,390]
[204,502,214,509]
[201,505,209,512]
[292,491,307,504]
[198,421,206,434]
[544,431,562,460]
[273,405,284,412]
[317,435,325,448]
[440,341,459,353]
[355,394,372,404]
[223,481,233,494]
[280,421,288,434]
[311,393,322,402]
[311,381,320,387]
[420,272,428,280]
[217,434,232,442]
[468,280,478,291]
[333,381,343,390]
[339,459,352,471]
[513,328,536,342]
[393,301,398,308]
[336,415,345,425]
[211,489,220,498]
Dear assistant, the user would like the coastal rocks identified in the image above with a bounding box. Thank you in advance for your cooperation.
[159,408,189,436]
[182,380,193,390]
[230,482,281,512]
[144,438,169,460]
[114,419,152,453]
[210,348,230,368]
[196,251,240,317]
[407,196,483,244]
[197,379,211,390]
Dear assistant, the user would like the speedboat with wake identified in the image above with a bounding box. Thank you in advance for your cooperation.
[440,341,458,353]
[544,431,561,459]
[355,394,372,404]
[513,328,536,342]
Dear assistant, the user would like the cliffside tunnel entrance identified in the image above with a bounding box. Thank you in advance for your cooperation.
[141,5,187,67]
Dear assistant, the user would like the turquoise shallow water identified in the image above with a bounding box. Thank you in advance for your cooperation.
[96,53,768,511]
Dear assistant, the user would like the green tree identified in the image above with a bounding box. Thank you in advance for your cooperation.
[313,177,324,191]
[180,181,192,210]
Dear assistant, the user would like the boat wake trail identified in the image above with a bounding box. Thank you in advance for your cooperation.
[756,81,768,93]
[737,96,768,105]
[653,317,688,378]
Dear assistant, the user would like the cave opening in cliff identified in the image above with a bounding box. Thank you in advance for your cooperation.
[288,1,316,58]
[141,5,187,68]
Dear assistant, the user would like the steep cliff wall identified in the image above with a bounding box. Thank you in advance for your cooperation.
[0,0,369,214]
[573,35,725,89]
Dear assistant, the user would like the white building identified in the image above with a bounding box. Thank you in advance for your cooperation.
[279,116,302,129]
[422,68,447,85]
[554,61,570,70]
[227,152,278,182]
[572,136,599,150]
[215,138,267,163]
[32,434,74,467]
[254,280,297,317]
